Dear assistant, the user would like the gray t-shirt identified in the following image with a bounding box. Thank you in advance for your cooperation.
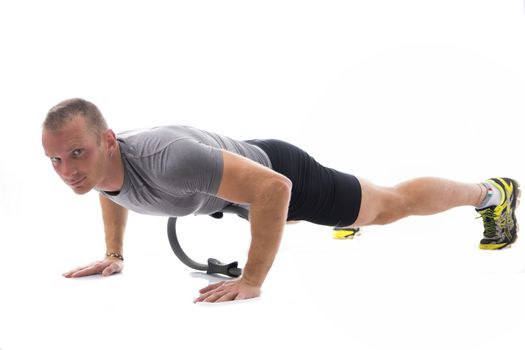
[98,125,271,217]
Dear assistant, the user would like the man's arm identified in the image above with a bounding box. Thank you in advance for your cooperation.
[100,194,128,258]
[63,194,129,278]
[194,150,292,302]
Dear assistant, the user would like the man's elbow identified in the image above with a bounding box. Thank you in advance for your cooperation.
[267,175,292,204]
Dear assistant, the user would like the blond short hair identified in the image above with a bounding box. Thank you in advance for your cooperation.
[43,98,108,143]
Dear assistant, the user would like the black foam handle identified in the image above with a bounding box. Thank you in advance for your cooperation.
[207,258,242,278]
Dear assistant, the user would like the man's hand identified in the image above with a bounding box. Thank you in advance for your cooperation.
[63,257,123,278]
[194,279,261,303]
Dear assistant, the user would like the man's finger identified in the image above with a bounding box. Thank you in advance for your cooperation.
[198,281,225,294]
[216,292,238,303]
[64,267,91,278]
[194,289,220,303]
[70,263,105,277]
[63,262,98,277]
[194,291,212,303]
[70,268,98,278]
[102,263,121,276]
[102,266,114,276]
[200,289,231,303]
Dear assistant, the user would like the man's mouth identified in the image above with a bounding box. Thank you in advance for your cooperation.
[68,176,86,187]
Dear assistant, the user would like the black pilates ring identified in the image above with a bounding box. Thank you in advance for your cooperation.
[167,205,249,278]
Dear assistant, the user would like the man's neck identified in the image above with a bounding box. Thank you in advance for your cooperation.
[97,143,125,192]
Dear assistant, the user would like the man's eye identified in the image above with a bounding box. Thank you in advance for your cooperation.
[72,149,83,157]
[50,157,60,164]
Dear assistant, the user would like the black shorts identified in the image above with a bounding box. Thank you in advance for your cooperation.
[246,139,362,227]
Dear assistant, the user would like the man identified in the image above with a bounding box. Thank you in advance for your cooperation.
[42,98,520,303]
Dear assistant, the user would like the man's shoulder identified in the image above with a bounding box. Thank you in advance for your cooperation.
[117,125,224,188]
[117,125,199,158]
[117,125,193,142]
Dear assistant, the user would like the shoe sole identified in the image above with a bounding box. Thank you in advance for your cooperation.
[333,227,360,240]
[479,242,511,250]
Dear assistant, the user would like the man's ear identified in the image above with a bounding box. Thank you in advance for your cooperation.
[104,129,118,155]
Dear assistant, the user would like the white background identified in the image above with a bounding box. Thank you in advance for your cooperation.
[1,1,524,349]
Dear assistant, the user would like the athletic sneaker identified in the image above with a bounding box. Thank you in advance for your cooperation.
[332,227,360,240]
[476,178,521,250]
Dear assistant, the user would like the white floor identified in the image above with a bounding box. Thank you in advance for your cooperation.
[1,208,525,350]
[1,1,525,349]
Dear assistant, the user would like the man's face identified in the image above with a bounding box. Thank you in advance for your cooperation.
[42,116,108,195]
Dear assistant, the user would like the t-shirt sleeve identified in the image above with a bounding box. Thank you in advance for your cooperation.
[156,139,224,196]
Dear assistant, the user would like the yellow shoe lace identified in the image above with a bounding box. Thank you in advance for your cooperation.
[477,207,498,239]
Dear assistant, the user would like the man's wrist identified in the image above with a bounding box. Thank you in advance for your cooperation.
[106,252,124,261]
[239,269,264,288]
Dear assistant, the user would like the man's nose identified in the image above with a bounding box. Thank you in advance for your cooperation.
[58,160,78,179]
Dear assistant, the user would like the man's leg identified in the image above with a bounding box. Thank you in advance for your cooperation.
[353,177,486,226]
[353,176,521,249]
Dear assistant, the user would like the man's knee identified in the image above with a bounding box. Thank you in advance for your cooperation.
[355,184,407,226]
[375,188,410,225]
